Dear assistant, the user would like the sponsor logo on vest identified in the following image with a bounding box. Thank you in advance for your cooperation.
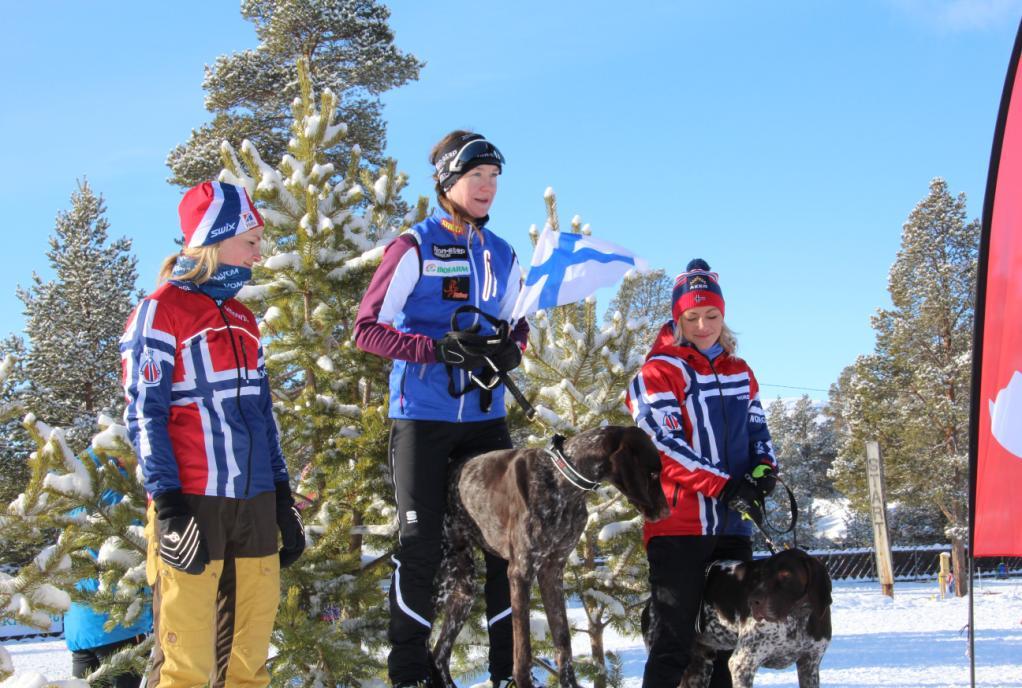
[432,244,468,260]
[441,218,466,235]
[442,276,470,301]
[423,260,470,276]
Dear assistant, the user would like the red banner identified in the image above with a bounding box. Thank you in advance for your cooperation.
[973,19,1022,557]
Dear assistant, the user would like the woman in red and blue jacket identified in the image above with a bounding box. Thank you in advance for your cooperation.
[626,259,778,688]
[355,131,526,688]
[121,181,304,687]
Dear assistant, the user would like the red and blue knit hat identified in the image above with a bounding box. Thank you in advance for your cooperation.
[672,258,725,321]
[178,181,263,248]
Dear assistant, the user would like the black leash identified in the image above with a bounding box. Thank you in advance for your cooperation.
[734,476,798,554]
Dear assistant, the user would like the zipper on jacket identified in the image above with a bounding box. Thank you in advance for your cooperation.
[704,353,736,535]
[399,365,408,413]
[214,300,256,498]
[457,229,483,423]
[672,483,680,508]
[704,354,732,465]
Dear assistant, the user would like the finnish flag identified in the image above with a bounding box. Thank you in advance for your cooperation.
[511,226,649,322]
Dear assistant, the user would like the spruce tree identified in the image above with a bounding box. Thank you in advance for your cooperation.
[827,178,977,594]
[0,342,31,536]
[604,268,673,352]
[167,0,422,187]
[764,396,837,548]
[15,180,139,447]
[0,412,150,685]
[507,190,654,688]
[220,57,426,686]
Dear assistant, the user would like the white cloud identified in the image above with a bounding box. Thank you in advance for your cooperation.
[891,0,1022,31]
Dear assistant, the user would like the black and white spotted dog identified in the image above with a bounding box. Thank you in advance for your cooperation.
[682,548,833,688]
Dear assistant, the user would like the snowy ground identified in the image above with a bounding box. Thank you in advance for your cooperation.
[3,577,1020,687]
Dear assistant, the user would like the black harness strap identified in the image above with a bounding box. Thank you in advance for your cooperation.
[443,305,536,419]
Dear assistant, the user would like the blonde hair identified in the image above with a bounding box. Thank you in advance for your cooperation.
[430,129,483,239]
[158,245,221,285]
[674,319,738,355]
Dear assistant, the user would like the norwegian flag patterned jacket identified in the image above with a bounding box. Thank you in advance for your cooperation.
[626,321,776,541]
[120,282,288,499]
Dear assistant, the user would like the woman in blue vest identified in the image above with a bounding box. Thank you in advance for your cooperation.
[355,131,527,688]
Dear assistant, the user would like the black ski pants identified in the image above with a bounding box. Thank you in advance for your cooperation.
[642,534,753,688]
[387,417,514,686]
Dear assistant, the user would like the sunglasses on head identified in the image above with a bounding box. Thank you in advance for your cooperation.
[447,138,505,173]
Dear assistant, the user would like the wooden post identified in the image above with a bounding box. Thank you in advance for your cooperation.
[865,441,895,597]
[938,551,952,599]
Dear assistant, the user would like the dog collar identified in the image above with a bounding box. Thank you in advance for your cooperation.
[545,434,600,491]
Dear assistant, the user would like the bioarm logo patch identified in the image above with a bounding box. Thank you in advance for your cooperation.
[423,260,470,276]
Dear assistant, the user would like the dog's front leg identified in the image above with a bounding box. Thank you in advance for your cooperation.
[726,646,759,688]
[508,565,535,688]
[536,562,579,688]
[795,650,823,688]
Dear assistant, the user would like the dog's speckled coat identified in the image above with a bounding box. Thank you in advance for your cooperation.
[431,426,670,688]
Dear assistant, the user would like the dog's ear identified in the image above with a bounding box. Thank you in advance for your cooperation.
[605,427,647,479]
[607,427,669,521]
[805,554,833,640]
[514,457,530,505]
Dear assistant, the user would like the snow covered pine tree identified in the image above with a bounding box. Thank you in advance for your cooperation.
[167,0,422,187]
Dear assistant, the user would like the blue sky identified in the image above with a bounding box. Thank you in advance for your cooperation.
[2,1,1020,402]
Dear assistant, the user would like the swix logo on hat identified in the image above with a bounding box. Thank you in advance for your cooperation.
[179,181,264,248]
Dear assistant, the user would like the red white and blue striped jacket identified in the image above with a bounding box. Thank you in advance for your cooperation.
[626,322,776,541]
[120,282,288,500]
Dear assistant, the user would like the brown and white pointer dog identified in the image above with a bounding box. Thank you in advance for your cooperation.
[682,548,833,688]
[430,425,670,688]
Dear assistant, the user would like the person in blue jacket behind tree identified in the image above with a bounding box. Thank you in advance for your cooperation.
[355,130,528,688]
[64,449,153,687]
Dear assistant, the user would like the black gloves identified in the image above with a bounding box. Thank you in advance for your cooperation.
[275,482,306,568]
[488,337,522,374]
[719,474,765,526]
[750,464,777,498]
[435,330,490,370]
[435,330,522,374]
[154,490,210,575]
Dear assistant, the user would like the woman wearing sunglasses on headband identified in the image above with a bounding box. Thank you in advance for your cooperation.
[355,131,528,688]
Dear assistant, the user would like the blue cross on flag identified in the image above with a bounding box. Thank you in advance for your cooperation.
[510,226,649,322]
